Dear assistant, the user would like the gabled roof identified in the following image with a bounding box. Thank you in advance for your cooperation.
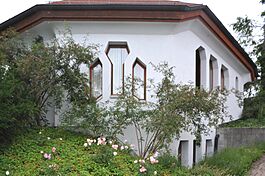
[0,0,258,80]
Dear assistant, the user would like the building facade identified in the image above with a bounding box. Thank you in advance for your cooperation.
[0,0,257,167]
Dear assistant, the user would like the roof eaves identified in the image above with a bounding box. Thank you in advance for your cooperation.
[0,3,257,78]
[201,6,258,77]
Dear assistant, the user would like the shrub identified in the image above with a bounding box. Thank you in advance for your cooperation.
[0,28,97,142]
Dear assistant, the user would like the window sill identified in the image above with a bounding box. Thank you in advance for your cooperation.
[110,95,120,99]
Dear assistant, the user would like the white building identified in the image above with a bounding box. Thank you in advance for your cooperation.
[0,0,257,167]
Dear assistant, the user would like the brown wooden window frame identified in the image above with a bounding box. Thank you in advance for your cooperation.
[90,59,103,99]
[106,41,130,95]
[132,58,147,100]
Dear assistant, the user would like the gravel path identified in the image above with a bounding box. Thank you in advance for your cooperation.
[249,155,265,176]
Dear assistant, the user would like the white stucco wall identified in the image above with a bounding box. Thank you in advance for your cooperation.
[23,19,252,167]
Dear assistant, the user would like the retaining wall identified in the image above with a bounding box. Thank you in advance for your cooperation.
[217,128,265,151]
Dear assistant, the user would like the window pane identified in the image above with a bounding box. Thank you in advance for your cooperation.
[235,77,239,90]
[209,60,213,90]
[221,69,225,90]
[134,62,145,100]
[108,48,128,94]
[92,64,102,98]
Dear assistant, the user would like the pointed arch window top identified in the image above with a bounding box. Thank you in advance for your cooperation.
[106,41,130,95]
[132,58,146,100]
[90,59,103,99]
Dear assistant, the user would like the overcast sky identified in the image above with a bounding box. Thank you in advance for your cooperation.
[0,0,263,37]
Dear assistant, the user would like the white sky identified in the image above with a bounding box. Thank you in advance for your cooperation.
[0,0,263,38]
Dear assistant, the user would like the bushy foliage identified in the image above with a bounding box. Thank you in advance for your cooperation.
[0,128,138,175]
[110,62,228,158]
[220,117,265,128]
[0,127,184,176]
[63,62,228,158]
[0,28,97,142]
[232,1,265,119]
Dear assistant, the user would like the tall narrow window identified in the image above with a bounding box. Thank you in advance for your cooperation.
[209,56,218,91]
[195,47,206,89]
[90,59,103,99]
[106,42,129,95]
[221,68,225,90]
[209,60,214,91]
[133,58,146,100]
[205,139,213,157]
[221,65,229,90]
[195,49,201,88]
[178,140,189,166]
[235,77,239,91]
[193,140,196,165]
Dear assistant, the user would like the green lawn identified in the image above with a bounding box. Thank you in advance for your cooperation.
[200,144,265,176]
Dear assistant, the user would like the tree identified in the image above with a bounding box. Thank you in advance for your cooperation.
[110,62,228,158]
[0,28,97,141]
[232,0,265,119]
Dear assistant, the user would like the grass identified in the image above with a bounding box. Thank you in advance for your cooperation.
[200,143,265,176]
[220,118,265,128]
[1,127,265,175]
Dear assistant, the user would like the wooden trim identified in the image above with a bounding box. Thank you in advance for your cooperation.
[5,6,256,80]
[132,58,147,100]
[89,58,103,99]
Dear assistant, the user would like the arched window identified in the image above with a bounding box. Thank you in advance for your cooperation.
[196,49,201,88]
[106,42,129,95]
[195,47,206,89]
[221,65,229,90]
[132,58,146,100]
[221,68,225,90]
[209,56,218,91]
[90,59,103,99]
[209,59,214,91]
